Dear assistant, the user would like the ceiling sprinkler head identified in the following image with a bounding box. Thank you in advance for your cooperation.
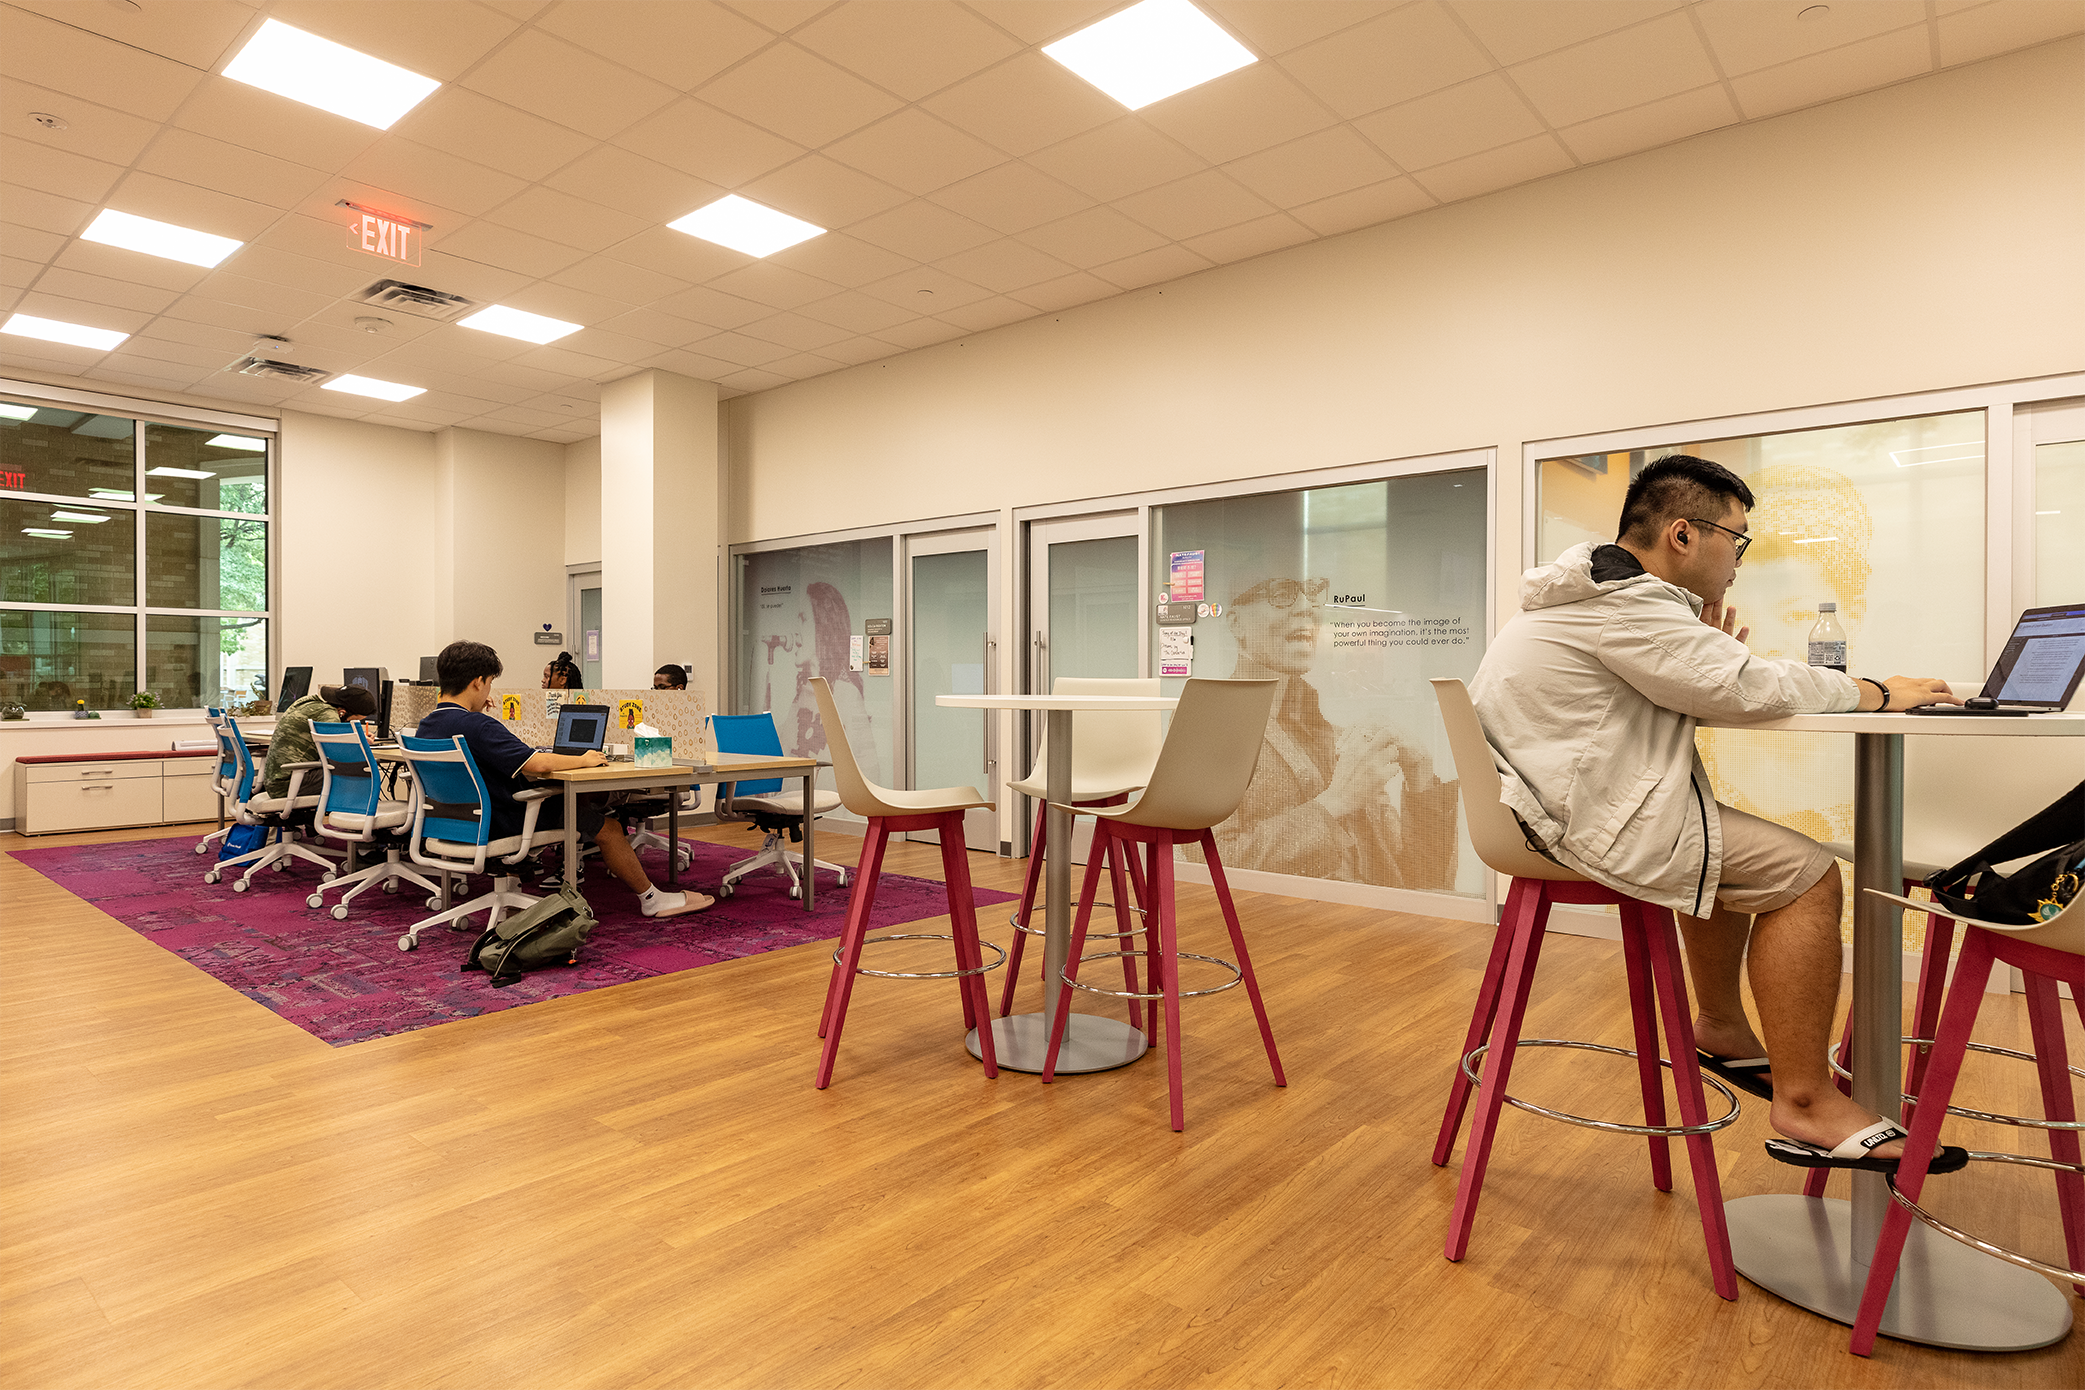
[354,316,394,334]
[29,112,68,131]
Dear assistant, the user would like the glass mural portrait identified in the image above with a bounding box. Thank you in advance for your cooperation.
[736,538,895,789]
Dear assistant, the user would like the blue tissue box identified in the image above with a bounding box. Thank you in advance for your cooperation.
[634,735,672,768]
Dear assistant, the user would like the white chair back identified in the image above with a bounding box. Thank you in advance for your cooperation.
[1109,679,1276,831]
[1023,676,1163,788]
[1430,678,1582,883]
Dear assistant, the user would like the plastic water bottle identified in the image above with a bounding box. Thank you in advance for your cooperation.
[1808,602,1847,671]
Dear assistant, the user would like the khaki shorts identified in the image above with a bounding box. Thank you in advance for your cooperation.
[1714,803,1837,915]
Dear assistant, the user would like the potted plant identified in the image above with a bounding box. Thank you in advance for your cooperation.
[128,691,162,718]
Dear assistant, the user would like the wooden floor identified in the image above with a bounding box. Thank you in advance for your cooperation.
[1,821,2078,1390]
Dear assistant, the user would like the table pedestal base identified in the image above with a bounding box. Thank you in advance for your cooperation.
[1727,1194,2072,1351]
[967,1011,1148,1074]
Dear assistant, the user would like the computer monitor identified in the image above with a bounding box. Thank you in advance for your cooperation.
[343,666,387,696]
[376,680,395,741]
[418,656,438,684]
[552,704,610,756]
[276,665,311,708]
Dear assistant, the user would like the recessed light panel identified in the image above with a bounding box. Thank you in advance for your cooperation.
[1043,0,1256,111]
[82,209,242,269]
[2,314,127,351]
[456,305,582,345]
[21,528,73,539]
[147,466,217,480]
[322,374,425,402]
[49,510,112,523]
[0,402,35,421]
[205,434,268,451]
[222,19,440,130]
[668,195,825,258]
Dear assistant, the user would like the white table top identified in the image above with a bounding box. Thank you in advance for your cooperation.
[937,694,1179,711]
[1697,709,2085,735]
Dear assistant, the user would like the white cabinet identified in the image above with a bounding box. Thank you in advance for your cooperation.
[161,760,221,823]
[14,757,218,835]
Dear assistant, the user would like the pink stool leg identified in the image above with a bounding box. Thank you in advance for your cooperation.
[936,812,997,1078]
[1153,841,1187,1132]
[1435,881,1529,1167]
[1903,909,1958,1116]
[1102,835,1142,1028]
[1445,883,1552,1262]
[2022,968,2085,1296]
[1641,904,1738,1301]
[1851,931,1997,1355]
[1041,842,1113,1083]
[1617,902,1673,1194]
[816,820,889,1087]
[998,801,1048,1017]
[1201,833,1283,1086]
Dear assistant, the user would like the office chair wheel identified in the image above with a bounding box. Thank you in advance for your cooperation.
[426,897,443,911]
[306,893,325,909]
[380,880,397,894]
[398,935,417,951]
[331,905,349,921]
[232,879,250,893]
[717,882,735,899]
[202,870,220,884]
[790,883,800,899]
[193,841,209,855]
[319,872,336,885]
[272,862,287,872]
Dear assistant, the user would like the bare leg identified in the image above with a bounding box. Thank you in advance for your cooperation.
[1675,905,1766,1064]
[594,820,714,908]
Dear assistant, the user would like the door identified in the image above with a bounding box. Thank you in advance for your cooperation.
[568,567,602,688]
[907,527,999,847]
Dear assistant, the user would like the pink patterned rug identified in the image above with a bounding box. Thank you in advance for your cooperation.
[9,834,1015,1047]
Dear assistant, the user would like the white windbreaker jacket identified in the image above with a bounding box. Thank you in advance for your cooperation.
[1471,542,1860,916]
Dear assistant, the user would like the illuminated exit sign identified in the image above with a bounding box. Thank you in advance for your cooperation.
[339,201,425,267]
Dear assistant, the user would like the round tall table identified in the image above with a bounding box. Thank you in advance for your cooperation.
[938,692,1178,1074]
[1695,708,2084,1350]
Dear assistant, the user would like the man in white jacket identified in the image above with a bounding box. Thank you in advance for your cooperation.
[1473,455,1960,1170]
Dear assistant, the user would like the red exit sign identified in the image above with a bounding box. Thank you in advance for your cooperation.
[343,206,423,267]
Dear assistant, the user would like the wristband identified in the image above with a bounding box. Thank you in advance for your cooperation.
[1860,676,1890,711]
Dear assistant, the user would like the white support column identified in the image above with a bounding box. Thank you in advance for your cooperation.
[599,369,720,697]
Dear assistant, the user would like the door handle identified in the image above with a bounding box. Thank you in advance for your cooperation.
[982,635,997,774]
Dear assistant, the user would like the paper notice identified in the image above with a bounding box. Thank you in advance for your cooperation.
[1159,624,1193,677]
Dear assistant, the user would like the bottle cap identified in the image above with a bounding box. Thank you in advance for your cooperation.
[1818,601,1837,611]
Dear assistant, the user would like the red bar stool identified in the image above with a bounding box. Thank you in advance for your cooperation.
[1042,677,1284,1132]
[1849,886,2084,1357]
[1429,679,1741,1299]
[810,677,1002,1089]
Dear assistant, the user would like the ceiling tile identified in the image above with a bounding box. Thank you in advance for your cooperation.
[654,284,773,330]
[933,295,1036,331]
[1286,175,1435,234]
[815,335,900,366]
[869,316,968,350]
[497,283,633,329]
[848,200,998,260]
[858,265,993,311]
[4,0,254,70]
[927,161,1094,234]
[1508,12,1721,127]
[0,255,39,290]
[52,238,213,293]
[0,7,206,122]
[14,289,153,336]
[1696,0,1928,76]
[128,317,263,354]
[957,1,1119,45]
[740,155,911,229]
[1016,205,1167,267]
[1138,62,1339,165]
[1090,244,1213,291]
[113,336,237,372]
[535,0,777,89]
[1352,73,1546,172]
[793,288,920,333]
[695,43,905,147]
[1729,25,1935,119]
[28,266,180,317]
[1,182,94,238]
[546,146,728,224]
[0,135,123,204]
[762,350,846,382]
[270,0,519,81]
[188,271,337,321]
[135,130,332,211]
[1203,1,1397,56]
[591,307,714,347]
[718,365,791,392]
[0,221,65,262]
[0,77,160,165]
[921,51,1122,157]
[705,261,845,310]
[717,0,840,33]
[408,248,535,303]
[605,225,754,284]
[102,171,281,240]
[938,237,1076,293]
[684,329,793,366]
[1180,211,1317,264]
[763,233,913,288]
[1937,0,2085,65]
[1556,84,1740,164]
[433,220,590,279]
[1222,125,1400,207]
[216,244,374,298]
[738,310,854,351]
[1448,0,1681,67]
[249,211,400,278]
[173,78,385,171]
[462,30,680,140]
[1027,118,1207,201]
[795,1,1022,99]
[554,327,670,366]
[1408,132,1573,203]
[825,109,1007,196]
[612,100,806,190]
[641,345,747,380]
[1115,170,1276,241]
[518,343,629,378]
[484,187,651,253]
[551,257,693,307]
[1278,2,1495,119]
[343,138,529,218]
[389,89,599,184]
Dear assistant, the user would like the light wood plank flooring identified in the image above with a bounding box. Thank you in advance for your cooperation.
[2,821,2078,1390]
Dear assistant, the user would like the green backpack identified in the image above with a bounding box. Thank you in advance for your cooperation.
[463,880,598,988]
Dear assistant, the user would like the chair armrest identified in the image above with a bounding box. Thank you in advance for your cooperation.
[514,787,559,802]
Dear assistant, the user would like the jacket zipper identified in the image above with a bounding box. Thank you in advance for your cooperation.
[1690,776,1710,917]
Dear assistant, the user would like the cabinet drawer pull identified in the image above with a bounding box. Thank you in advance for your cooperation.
[81,784,114,792]
[79,769,115,777]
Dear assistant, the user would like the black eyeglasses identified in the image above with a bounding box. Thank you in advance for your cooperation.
[1237,578,1331,609]
[1686,517,1751,561]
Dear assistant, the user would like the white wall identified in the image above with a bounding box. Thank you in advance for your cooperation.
[563,437,601,568]
[440,427,567,677]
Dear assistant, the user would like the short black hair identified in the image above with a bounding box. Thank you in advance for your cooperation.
[437,640,502,696]
[1618,455,1756,545]
[654,664,687,688]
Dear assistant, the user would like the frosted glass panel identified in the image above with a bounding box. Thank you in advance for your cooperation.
[738,538,894,789]
[911,549,989,796]
[2037,440,2085,605]
[1047,536,1138,681]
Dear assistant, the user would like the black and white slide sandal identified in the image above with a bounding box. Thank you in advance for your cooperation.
[1763,1119,1969,1175]
[1696,1051,1773,1101]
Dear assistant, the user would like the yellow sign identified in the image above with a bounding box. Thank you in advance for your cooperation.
[616,697,644,730]
[499,693,522,721]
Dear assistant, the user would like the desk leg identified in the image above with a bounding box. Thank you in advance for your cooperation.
[1726,730,2070,1349]
[562,782,579,890]
[801,769,816,914]
[666,791,680,888]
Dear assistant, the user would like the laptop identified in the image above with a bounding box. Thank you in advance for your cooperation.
[544,703,610,755]
[1908,603,2085,716]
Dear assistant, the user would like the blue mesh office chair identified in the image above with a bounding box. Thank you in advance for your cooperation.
[711,712,845,900]
[192,707,236,857]
[303,721,447,920]
[395,733,562,953]
[201,713,340,890]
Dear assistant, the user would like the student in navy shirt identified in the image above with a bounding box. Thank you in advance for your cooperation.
[417,640,710,919]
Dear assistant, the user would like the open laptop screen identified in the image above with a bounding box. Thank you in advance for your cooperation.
[553,704,609,754]
[1984,604,2085,708]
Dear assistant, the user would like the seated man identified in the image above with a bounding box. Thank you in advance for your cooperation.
[1472,454,1960,1171]
[264,683,377,798]
[418,640,710,919]
[653,664,688,690]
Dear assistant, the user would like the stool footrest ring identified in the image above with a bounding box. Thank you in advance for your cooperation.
[1060,949,1241,1002]
[1461,1038,1741,1137]
[837,933,1008,980]
[1828,1036,2085,1130]
[1009,902,1144,941]
[1888,1152,2085,1284]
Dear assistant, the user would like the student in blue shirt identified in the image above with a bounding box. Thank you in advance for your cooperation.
[418,640,710,919]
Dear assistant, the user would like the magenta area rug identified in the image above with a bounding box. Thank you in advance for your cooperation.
[9,835,1016,1047]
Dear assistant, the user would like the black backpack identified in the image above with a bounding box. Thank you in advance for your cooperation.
[463,881,599,988]
[1925,781,2084,925]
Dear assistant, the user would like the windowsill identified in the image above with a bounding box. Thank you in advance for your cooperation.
[0,713,272,729]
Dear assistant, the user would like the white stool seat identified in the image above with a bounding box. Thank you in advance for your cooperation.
[1007,773,1144,801]
[735,788,844,817]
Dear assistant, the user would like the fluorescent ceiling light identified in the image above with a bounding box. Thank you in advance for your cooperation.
[668,195,824,258]
[222,19,439,129]
[147,466,216,479]
[0,403,35,421]
[49,510,111,523]
[90,488,159,501]
[1043,0,1256,110]
[456,304,581,345]
[21,528,72,539]
[1793,536,1839,544]
[2,314,127,352]
[81,209,242,269]
[321,374,424,403]
[205,434,267,451]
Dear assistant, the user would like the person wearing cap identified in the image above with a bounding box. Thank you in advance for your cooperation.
[263,683,376,798]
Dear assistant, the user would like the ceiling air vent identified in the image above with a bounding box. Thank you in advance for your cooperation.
[226,355,330,383]
[356,278,476,322]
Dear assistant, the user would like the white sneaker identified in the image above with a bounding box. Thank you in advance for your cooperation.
[641,889,713,919]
